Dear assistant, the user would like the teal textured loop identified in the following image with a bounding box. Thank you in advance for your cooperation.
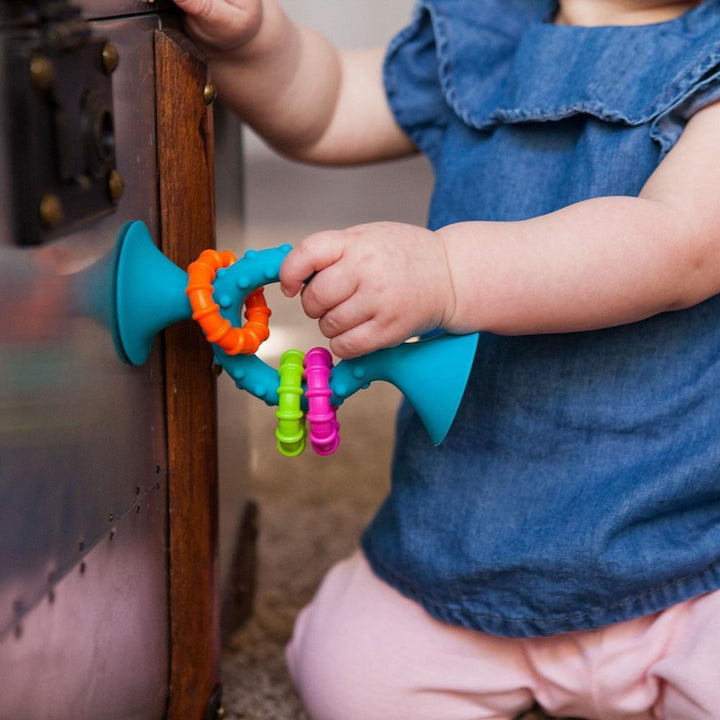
[212,243,292,406]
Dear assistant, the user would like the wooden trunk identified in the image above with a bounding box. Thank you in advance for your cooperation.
[0,6,223,719]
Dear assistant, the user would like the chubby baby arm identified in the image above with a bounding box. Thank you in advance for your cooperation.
[174,0,414,164]
[440,99,720,336]
[282,100,720,357]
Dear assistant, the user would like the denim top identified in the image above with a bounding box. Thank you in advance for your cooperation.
[361,0,720,637]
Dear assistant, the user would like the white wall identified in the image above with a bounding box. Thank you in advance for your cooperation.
[281,0,416,47]
[244,0,417,159]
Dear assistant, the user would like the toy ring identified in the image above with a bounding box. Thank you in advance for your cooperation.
[186,249,271,355]
[276,349,307,457]
[304,347,340,456]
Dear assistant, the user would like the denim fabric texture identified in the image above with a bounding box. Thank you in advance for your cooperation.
[361,0,720,637]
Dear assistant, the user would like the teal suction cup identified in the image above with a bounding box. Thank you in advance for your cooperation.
[330,332,479,446]
[115,220,192,365]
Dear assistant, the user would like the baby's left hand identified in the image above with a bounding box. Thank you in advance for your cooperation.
[280,222,456,359]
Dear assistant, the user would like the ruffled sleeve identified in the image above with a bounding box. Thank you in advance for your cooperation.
[383,6,450,158]
[383,0,551,160]
[384,0,720,160]
[649,46,720,155]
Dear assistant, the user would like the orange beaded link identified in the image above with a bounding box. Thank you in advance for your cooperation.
[186,249,271,355]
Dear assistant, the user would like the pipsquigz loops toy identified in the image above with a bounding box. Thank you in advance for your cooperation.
[186,249,271,355]
[275,349,307,457]
[112,220,480,454]
[304,347,340,456]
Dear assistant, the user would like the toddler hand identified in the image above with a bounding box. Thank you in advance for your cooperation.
[173,0,263,53]
[280,222,456,359]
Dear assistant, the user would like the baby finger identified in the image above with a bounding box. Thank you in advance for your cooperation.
[318,298,375,339]
[301,265,358,319]
[328,318,389,359]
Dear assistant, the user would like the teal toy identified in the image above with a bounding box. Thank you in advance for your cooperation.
[113,220,479,446]
[114,220,191,365]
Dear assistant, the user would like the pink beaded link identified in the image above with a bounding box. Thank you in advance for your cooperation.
[304,347,340,456]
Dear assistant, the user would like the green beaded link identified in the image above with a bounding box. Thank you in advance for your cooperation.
[275,349,307,456]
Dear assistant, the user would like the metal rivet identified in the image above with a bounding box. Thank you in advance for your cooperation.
[30,54,54,91]
[108,169,125,202]
[39,193,63,229]
[45,29,62,46]
[203,83,217,105]
[102,42,119,74]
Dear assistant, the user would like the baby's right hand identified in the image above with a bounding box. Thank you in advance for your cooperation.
[174,0,264,53]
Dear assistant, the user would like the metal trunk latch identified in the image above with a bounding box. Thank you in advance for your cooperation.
[4,1,122,245]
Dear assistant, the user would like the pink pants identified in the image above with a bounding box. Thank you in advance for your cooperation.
[286,551,720,720]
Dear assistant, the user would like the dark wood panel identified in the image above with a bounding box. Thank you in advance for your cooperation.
[155,28,220,720]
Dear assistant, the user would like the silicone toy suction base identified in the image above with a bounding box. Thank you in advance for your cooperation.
[115,221,192,365]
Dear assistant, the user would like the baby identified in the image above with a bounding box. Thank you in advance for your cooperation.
[176,0,720,718]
